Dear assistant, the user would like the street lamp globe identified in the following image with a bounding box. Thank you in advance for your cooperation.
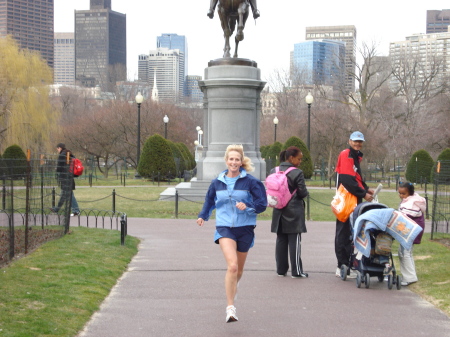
[135,92,144,104]
[163,115,169,124]
[305,92,314,105]
[273,116,279,125]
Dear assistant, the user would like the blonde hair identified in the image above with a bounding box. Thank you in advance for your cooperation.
[224,144,254,172]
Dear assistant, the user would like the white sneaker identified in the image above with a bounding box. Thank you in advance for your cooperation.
[347,270,357,279]
[226,305,238,323]
[335,268,341,277]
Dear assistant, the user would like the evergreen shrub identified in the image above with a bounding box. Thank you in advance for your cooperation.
[405,149,434,183]
[2,144,27,179]
[138,134,176,180]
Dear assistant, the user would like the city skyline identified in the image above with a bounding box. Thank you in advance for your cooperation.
[55,1,450,83]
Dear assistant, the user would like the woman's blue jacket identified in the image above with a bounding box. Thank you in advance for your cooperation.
[198,168,267,227]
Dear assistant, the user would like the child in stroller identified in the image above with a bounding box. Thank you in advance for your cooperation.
[345,201,424,289]
[341,202,401,289]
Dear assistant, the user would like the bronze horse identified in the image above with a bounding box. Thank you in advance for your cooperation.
[217,0,250,58]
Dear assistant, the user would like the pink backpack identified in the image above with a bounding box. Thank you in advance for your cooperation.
[266,167,298,209]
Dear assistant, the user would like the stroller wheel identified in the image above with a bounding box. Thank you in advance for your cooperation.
[364,273,371,289]
[387,275,393,290]
[396,275,402,290]
[356,271,362,288]
[341,265,348,281]
[378,275,384,282]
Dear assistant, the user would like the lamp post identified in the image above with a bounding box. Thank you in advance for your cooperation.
[163,114,169,139]
[198,129,203,146]
[135,92,144,178]
[305,92,314,221]
[273,116,279,143]
[194,140,199,162]
[305,92,314,152]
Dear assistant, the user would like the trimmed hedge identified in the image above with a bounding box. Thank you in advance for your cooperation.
[433,148,450,184]
[405,149,434,183]
[177,142,195,170]
[2,144,27,178]
[138,134,176,179]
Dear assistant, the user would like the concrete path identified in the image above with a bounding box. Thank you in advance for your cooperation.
[77,218,450,337]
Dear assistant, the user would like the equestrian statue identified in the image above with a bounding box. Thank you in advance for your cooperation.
[207,0,260,59]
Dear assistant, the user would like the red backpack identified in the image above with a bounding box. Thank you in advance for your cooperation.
[70,157,84,177]
[266,167,298,209]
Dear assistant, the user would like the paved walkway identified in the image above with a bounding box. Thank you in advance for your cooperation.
[77,218,450,337]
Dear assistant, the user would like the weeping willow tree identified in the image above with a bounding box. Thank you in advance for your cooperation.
[0,36,59,154]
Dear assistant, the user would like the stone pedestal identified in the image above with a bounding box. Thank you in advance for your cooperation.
[170,59,266,201]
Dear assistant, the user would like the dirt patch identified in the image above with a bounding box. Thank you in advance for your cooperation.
[431,238,450,248]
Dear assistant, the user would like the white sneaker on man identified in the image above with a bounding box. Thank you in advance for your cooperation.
[335,267,341,277]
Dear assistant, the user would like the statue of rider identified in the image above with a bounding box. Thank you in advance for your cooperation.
[207,0,260,19]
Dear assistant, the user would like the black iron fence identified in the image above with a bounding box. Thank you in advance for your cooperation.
[431,160,450,239]
[0,156,128,267]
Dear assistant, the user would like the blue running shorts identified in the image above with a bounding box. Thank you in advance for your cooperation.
[215,226,255,252]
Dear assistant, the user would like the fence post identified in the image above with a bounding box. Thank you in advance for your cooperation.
[430,162,440,240]
[2,178,5,210]
[112,189,116,213]
[175,190,179,219]
[25,149,31,254]
[52,187,56,208]
[9,179,14,260]
[424,178,429,219]
[40,163,44,229]
[306,195,310,221]
[120,214,127,246]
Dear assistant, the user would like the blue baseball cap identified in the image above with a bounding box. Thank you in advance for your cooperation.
[349,131,365,141]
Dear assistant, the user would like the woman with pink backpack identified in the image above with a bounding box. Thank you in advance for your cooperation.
[270,146,309,278]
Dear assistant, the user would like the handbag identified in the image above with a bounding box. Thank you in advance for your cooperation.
[374,233,393,256]
[331,184,357,222]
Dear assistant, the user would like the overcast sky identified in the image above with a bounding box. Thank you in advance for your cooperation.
[55,1,450,82]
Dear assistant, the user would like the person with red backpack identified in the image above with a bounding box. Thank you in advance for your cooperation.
[50,143,80,216]
[270,146,309,278]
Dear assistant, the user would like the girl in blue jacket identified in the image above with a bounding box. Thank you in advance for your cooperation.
[197,144,267,323]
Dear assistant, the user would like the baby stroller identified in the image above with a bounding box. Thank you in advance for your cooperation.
[342,202,402,290]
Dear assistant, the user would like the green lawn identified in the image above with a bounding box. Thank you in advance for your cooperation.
[0,227,139,337]
[392,235,450,316]
[73,185,419,221]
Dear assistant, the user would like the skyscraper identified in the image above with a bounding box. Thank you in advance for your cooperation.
[54,33,75,85]
[389,32,450,90]
[75,0,126,91]
[426,9,450,34]
[305,26,357,93]
[139,48,184,102]
[291,40,345,89]
[0,0,54,68]
[184,75,204,103]
[157,33,188,81]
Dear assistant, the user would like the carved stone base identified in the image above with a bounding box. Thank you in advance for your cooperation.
[208,58,258,68]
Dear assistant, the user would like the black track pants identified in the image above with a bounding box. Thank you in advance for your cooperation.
[276,233,304,276]
[335,219,352,268]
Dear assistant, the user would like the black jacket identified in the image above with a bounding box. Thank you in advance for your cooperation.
[57,148,76,190]
[270,162,309,234]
